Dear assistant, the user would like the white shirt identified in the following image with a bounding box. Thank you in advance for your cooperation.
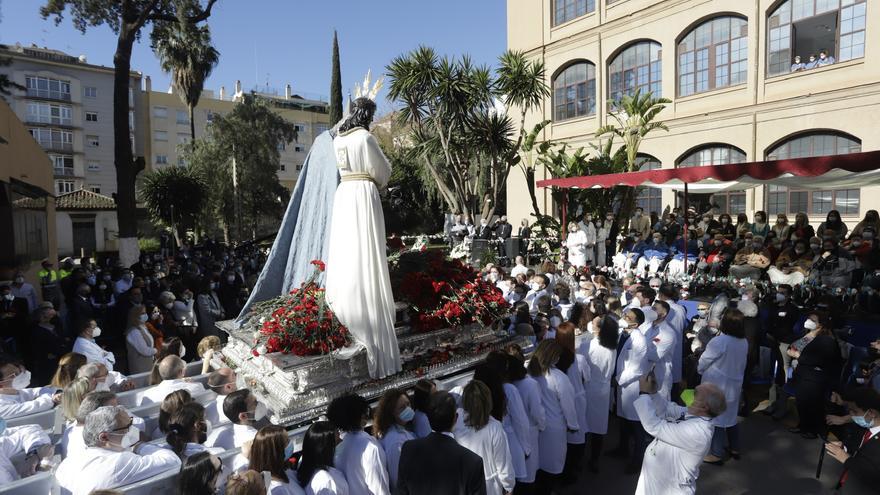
[454,412,515,495]
[525,288,548,313]
[306,466,350,495]
[663,300,688,383]
[0,387,55,419]
[634,394,714,495]
[510,264,529,278]
[269,469,306,495]
[334,430,389,495]
[205,423,257,450]
[616,327,651,421]
[72,337,117,370]
[138,378,208,406]
[501,382,532,478]
[126,325,156,358]
[0,424,50,484]
[56,444,181,495]
[11,283,37,312]
[204,393,231,426]
[648,320,677,399]
[378,424,414,490]
[61,423,85,459]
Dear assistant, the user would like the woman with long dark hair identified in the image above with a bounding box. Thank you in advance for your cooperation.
[482,355,531,489]
[555,323,588,484]
[178,451,223,495]
[297,421,349,495]
[506,346,544,494]
[454,380,515,495]
[817,209,848,239]
[787,311,842,439]
[249,425,302,494]
[410,379,435,439]
[583,315,619,472]
[165,402,219,459]
[372,388,415,490]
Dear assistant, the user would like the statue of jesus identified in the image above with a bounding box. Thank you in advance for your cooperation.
[324,87,401,379]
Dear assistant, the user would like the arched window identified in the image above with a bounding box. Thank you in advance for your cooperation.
[553,62,597,121]
[767,0,867,77]
[608,41,662,103]
[553,0,595,26]
[765,131,861,215]
[635,155,662,215]
[678,145,748,214]
[678,16,748,96]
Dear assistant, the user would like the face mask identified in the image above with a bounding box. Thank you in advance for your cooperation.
[811,244,821,252]
[9,369,31,390]
[95,380,111,392]
[721,219,728,224]
[753,242,764,249]
[13,277,23,284]
[87,275,96,285]
[509,293,523,303]
[488,273,498,282]
[250,402,268,422]
[618,319,630,330]
[284,439,295,460]
[202,419,213,438]
[118,425,140,449]
[210,282,218,290]
[775,293,786,303]
[398,406,415,423]
[227,276,236,284]
[139,313,149,323]
[178,345,186,358]
[697,309,709,318]
[853,240,862,247]
[98,284,107,290]
[714,241,722,247]
[123,274,132,282]
[3,294,13,301]
[530,282,540,292]
[92,327,102,338]
[852,414,874,429]
[103,274,112,281]
[795,248,805,255]
[803,319,818,330]
[653,238,661,244]
[151,312,161,320]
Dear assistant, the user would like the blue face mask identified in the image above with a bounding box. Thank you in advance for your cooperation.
[852,413,874,429]
[284,440,295,460]
[398,406,415,423]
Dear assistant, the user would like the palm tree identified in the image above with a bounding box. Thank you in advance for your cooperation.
[596,89,670,229]
[152,16,220,142]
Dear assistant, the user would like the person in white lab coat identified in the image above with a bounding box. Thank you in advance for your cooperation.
[648,301,677,400]
[138,355,207,406]
[71,320,117,372]
[556,323,590,484]
[613,308,652,473]
[61,390,117,459]
[566,222,589,268]
[657,284,688,404]
[55,405,181,495]
[297,421,350,495]
[204,367,237,427]
[249,425,306,495]
[327,394,390,495]
[507,346,545,490]
[528,339,579,494]
[698,308,748,464]
[454,380,515,495]
[524,275,550,314]
[583,316,619,472]
[634,375,727,495]
[0,423,53,484]
[580,214,598,265]
[0,356,59,419]
[484,352,532,488]
[372,388,415,491]
[205,389,264,451]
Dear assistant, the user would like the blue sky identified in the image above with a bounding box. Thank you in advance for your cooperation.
[0,0,507,113]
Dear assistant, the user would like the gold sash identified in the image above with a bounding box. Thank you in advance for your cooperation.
[340,173,376,185]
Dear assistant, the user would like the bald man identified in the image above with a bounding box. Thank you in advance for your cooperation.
[138,355,207,406]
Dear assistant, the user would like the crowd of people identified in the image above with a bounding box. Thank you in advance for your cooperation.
[791,50,836,72]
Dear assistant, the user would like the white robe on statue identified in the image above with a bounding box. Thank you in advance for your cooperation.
[325,127,401,379]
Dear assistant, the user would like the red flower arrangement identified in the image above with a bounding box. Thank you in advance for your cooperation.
[250,260,351,356]
[391,250,509,332]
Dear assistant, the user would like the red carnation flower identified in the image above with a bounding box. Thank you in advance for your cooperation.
[310,260,326,272]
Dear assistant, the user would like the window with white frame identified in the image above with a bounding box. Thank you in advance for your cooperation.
[87,161,100,172]
[84,86,97,98]
[295,145,305,153]
[678,16,748,97]
[553,61,597,121]
[25,76,71,100]
[154,130,168,141]
[767,0,867,77]
[85,111,98,122]
[27,102,72,125]
[88,185,101,194]
[765,131,861,215]
[177,133,190,145]
[156,155,168,165]
[29,128,73,150]
[50,154,74,176]
[55,180,75,195]
[609,41,662,104]
[153,106,168,118]
[87,135,100,147]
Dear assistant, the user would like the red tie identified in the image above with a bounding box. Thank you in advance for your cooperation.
[839,430,875,487]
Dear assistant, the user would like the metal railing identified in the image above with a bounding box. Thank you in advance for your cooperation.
[26,88,72,101]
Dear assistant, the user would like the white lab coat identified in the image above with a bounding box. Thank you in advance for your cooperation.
[634,394,714,495]
[524,288,549,314]
[648,320,677,400]
[501,382,531,479]
[616,327,651,421]
[534,368,579,474]
[512,376,544,483]
[138,378,208,406]
[205,423,257,450]
[566,230,589,267]
[0,424,50,484]
[306,467,350,495]
[379,424,413,490]
[664,300,688,383]
[510,264,529,278]
[269,468,306,495]
[412,410,431,439]
[565,355,590,444]
[454,411,515,495]
[0,387,55,419]
[61,423,84,459]
[72,337,117,371]
[584,338,616,434]
[697,334,748,427]
[56,444,181,495]
[334,430,389,495]
[204,393,230,427]
[580,221,597,264]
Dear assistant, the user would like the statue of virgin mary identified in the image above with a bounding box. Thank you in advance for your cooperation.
[324,79,401,379]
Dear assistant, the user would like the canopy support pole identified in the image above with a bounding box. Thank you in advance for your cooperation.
[683,182,689,275]
[561,189,568,244]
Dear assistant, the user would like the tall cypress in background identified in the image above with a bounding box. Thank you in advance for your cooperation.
[329,30,343,124]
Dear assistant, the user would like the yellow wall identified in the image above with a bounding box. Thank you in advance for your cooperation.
[507,0,880,228]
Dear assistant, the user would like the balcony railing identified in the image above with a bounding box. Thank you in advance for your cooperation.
[38,140,74,152]
[53,167,76,177]
[26,88,72,101]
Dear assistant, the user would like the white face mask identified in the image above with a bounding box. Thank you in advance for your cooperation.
[804,319,818,331]
[95,380,111,392]
[118,425,140,449]
[3,294,13,301]
[178,344,186,358]
[8,369,31,390]
[250,402,268,422]
[91,327,102,338]
[530,282,541,292]
[398,406,415,423]
[618,319,630,330]
[139,313,149,323]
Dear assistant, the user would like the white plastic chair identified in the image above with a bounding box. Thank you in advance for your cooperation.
[0,471,59,495]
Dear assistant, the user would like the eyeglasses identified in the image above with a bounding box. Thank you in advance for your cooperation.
[110,417,134,432]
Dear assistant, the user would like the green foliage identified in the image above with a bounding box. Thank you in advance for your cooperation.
[138,237,160,252]
[151,6,219,141]
[183,93,296,242]
[139,164,207,238]
[329,30,343,125]
[386,47,547,221]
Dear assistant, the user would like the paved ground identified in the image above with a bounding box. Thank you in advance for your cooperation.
[558,396,845,495]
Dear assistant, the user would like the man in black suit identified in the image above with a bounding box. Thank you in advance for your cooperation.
[396,391,486,495]
[69,283,95,330]
[827,387,880,493]
[765,284,801,419]
[0,283,30,357]
[495,215,513,240]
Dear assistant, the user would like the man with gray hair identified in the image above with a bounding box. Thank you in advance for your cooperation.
[55,405,179,495]
[634,374,725,495]
[61,390,116,458]
[138,355,206,406]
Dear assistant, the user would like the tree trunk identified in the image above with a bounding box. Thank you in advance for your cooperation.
[114,26,141,267]
[189,105,196,142]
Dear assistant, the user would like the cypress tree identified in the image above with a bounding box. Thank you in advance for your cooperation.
[329,30,343,124]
